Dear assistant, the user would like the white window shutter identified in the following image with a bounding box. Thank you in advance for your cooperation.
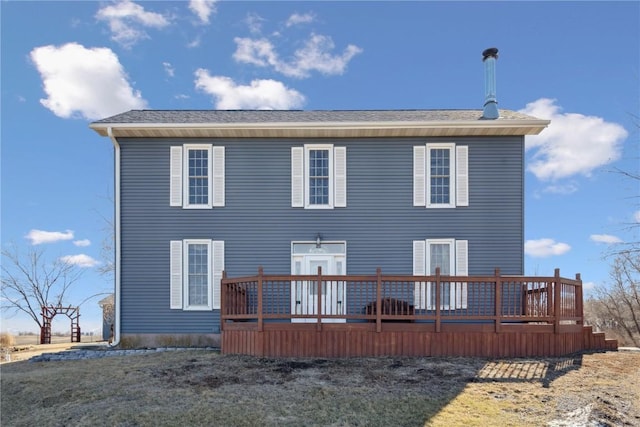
[212,146,225,207]
[455,240,469,309]
[413,240,427,309]
[170,147,183,207]
[291,147,304,207]
[170,240,183,309]
[456,146,469,207]
[334,147,347,207]
[212,240,224,310]
[413,146,426,206]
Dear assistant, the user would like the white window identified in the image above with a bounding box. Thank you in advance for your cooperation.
[291,145,346,209]
[413,239,468,309]
[170,145,225,209]
[170,239,224,311]
[413,144,468,208]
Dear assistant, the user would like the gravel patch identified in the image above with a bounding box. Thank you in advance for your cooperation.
[28,346,219,362]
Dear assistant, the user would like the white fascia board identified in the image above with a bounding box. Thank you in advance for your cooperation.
[90,119,550,137]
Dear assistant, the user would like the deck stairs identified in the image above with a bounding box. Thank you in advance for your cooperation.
[583,326,618,352]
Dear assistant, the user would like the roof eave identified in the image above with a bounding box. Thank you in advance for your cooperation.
[90,119,550,138]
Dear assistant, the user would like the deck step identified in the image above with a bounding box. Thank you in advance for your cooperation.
[583,326,618,352]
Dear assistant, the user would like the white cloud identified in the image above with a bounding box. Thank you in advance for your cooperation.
[73,239,91,247]
[25,229,74,245]
[634,210,640,223]
[233,38,278,67]
[525,238,571,258]
[163,62,175,77]
[520,98,627,182]
[96,0,170,48]
[189,0,217,24]
[583,281,596,292]
[286,13,315,27]
[541,182,579,195]
[245,12,265,34]
[30,43,147,120]
[233,33,362,79]
[590,234,623,244]
[194,69,305,110]
[59,254,100,268]
[187,36,202,49]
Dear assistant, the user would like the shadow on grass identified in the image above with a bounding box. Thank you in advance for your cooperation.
[474,354,584,388]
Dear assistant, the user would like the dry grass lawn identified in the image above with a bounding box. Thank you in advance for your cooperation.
[1,349,638,426]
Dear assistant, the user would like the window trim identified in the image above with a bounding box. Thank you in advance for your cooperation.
[413,238,468,310]
[304,144,334,209]
[426,143,456,208]
[170,239,224,311]
[183,144,213,209]
[292,145,346,209]
[426,238,455,274]
[170,144,225,209]
[414,143,469,208]
[183,239,213,311]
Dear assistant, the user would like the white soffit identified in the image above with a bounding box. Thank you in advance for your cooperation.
[91,120,549,138]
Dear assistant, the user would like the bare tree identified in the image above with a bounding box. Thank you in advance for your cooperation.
[97,214,114,278]
[1,244,84,330]
[95,194,115,278]
[592,252,640,347]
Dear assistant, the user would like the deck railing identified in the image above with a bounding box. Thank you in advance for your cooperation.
[221,267,583,333]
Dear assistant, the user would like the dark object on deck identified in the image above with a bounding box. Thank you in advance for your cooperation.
[365,297,415,318]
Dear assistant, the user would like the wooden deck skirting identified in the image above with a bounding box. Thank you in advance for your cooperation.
[220,268,617,358]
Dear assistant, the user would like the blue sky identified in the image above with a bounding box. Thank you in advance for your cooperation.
[1,1,638,333]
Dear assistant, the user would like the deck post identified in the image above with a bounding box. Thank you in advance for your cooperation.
[317,266,322,331]
[553,268,561,334]
[220,270,227,332]
[576,273,583,325]
[257,267,264,332]
[494,268,501,333]
[376,267,382,333]
[435,267,441,333]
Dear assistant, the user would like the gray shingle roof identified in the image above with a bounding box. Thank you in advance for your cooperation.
[92,109,539,125]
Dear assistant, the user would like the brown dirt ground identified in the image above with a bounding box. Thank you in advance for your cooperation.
[1,336,106,364]
[1,348,638,426]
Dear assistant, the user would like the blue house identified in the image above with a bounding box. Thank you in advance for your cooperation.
[90,49,615,357]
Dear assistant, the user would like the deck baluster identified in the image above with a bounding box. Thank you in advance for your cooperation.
[257,266,264,332]
[494,268,501,333]
[316,266,322,331]
[376,268,382,333]
[435,267,441,333]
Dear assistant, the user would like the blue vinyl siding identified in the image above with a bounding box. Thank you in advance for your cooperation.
[118,136,524,334]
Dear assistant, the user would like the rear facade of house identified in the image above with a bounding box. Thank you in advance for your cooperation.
[91,109,550,348]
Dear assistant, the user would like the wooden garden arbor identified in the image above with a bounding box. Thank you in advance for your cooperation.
[40,305,81,344]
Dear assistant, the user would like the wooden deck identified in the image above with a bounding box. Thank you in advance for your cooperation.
[221,268,617,358]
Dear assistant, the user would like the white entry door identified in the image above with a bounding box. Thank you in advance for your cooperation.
[292,253,346,323]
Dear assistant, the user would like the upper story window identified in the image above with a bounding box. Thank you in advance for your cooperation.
[170,144,225,209]
[429,147,452,205]
[187,148,210,206]
[414,143,468,208]
[291,144,346,209]
[308,147,331,206]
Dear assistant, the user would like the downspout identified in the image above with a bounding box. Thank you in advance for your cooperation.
[107,127,121,347]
